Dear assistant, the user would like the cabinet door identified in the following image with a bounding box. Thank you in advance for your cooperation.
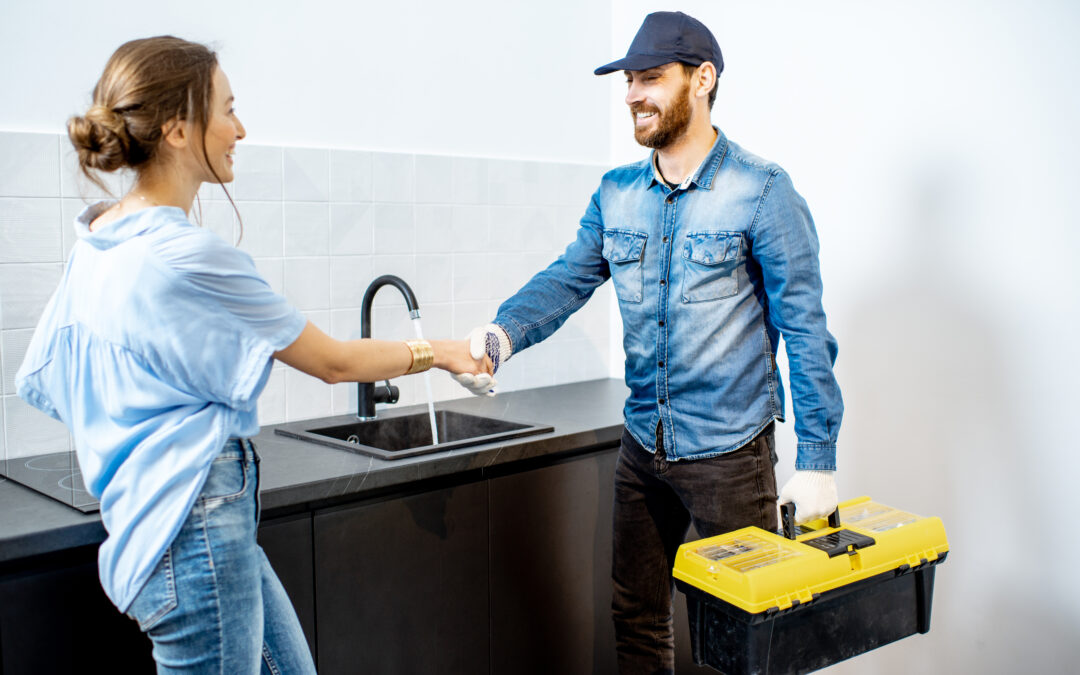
[488,448,618,675]
[0,554,154,674]
[258,514,317,664]
[313,481,489,675]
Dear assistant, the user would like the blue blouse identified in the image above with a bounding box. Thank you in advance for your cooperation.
[16,202,306,611]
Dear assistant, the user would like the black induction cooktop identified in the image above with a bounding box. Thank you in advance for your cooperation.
[0,451,100,513]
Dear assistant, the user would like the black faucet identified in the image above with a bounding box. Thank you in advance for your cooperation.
[357,274,422,419]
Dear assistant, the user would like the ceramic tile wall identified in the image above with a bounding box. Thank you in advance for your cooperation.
[0,131,613,460]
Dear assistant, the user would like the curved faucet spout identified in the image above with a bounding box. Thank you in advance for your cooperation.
[357,275,421,419]
[361,275,420,338]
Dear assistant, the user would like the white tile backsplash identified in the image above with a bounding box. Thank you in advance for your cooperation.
[0,263,62,329]
[60,199,85,258]
[1,329,33,395]
[372,204,414,254]
[450,205,489,252]
[283,148,330,202]
[0,198,62,263]
[0,133,59,198]
[329,255,374,309]
[330,203,373,255]
[414,205,455,253]
[284,368,332,421]
[284,257,331,310]
[236,201,284,258]
[3,395,70,458]
[413,254,453,305]
[283,202,329,256]
[451,157,488,205]
[234,145,283,200]
[414,155,454,204]
[371,152,414,203]
[197,201,236,245]
[0,131,609,444]
[452,253,495,302]
[487,159,536,206]
[330,150,373,203]
[257,369,286,425]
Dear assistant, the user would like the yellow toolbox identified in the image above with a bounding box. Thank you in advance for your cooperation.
[673,496,949,674]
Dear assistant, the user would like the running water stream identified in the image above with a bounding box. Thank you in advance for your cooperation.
[411,318,439,445]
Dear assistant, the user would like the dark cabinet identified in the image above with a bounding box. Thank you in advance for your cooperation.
[258,513,317,663]
[0,552,153,674]
[312,481,489,674]
[488,450,618,675]
[1,445,631,674]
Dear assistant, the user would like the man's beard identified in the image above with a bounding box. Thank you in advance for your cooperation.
[632,81,693,149]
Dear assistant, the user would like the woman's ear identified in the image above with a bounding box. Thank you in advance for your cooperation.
[161,118,190,151]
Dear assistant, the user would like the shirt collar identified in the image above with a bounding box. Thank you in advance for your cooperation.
[75,201,188,250]
[646,126,729,191]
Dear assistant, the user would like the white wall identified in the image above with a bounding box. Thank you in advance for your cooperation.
[607,1,1080,672]
[0,0,611,164]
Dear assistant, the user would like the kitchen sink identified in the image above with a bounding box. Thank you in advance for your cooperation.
[273,410,554,460]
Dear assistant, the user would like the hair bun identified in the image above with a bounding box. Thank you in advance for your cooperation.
[68,105,131,173]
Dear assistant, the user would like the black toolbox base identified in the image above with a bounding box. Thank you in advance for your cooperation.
[677,555,944,675]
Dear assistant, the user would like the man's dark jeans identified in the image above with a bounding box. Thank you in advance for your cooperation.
[612,424,779,675]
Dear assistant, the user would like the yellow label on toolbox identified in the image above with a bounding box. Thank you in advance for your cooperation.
[673,497,950,615]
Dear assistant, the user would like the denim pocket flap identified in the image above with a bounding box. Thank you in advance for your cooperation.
[602,230,647,263]
[682,232,742,265]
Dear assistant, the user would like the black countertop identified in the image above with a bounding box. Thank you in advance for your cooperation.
[0,379,629,566]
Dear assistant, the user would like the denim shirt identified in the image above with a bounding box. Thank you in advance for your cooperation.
[493,129,842,469]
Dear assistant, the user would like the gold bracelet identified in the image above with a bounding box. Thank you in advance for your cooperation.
[405,339,434,374]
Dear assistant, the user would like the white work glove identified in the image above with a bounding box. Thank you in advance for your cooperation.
[452,323,512,397]
[778,470,838,525]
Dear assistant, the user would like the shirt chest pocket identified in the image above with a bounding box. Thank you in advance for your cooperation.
[681,232,744,302]
[602,229,647,304]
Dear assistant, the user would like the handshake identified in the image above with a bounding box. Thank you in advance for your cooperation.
[451,324,512,396]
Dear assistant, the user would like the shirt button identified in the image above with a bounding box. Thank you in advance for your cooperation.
[659,279,666,286]
[662,236,669,243]
[658,320,665,327]
[658,361,665,368]
[659,398,666,405]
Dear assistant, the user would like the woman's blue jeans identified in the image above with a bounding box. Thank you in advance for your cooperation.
[124,439,316,674]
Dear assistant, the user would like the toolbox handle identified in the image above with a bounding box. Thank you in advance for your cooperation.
[780,502,841,540]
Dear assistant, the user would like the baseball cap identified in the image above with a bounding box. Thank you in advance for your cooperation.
[594,11,723,76]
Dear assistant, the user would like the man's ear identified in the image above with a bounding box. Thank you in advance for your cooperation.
[694,62,717,102]
[161,118,190,151]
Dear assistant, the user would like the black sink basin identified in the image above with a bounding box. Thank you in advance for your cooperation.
[273,410,553,460]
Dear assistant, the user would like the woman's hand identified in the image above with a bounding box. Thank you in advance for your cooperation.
[429,339,493,376]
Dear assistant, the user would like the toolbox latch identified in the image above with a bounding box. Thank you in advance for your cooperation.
[803,529,877,558]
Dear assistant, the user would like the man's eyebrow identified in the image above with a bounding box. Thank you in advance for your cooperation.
[625,67,663,77]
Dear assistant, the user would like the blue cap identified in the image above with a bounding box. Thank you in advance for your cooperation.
[594,11,723,76]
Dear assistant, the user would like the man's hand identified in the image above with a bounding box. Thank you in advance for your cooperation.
[777,470,837,524]
[452,324,512,396]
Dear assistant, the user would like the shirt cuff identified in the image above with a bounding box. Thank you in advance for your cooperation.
[795,441,836,471]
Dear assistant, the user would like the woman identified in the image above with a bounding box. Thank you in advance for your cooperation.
[15,36,489,673]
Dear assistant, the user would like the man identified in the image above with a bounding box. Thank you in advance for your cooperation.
[456,11,843,673]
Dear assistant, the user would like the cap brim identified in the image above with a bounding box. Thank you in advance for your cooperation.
[594,53,675,76]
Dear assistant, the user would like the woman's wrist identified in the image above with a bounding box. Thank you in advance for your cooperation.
[427,340,452,371]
